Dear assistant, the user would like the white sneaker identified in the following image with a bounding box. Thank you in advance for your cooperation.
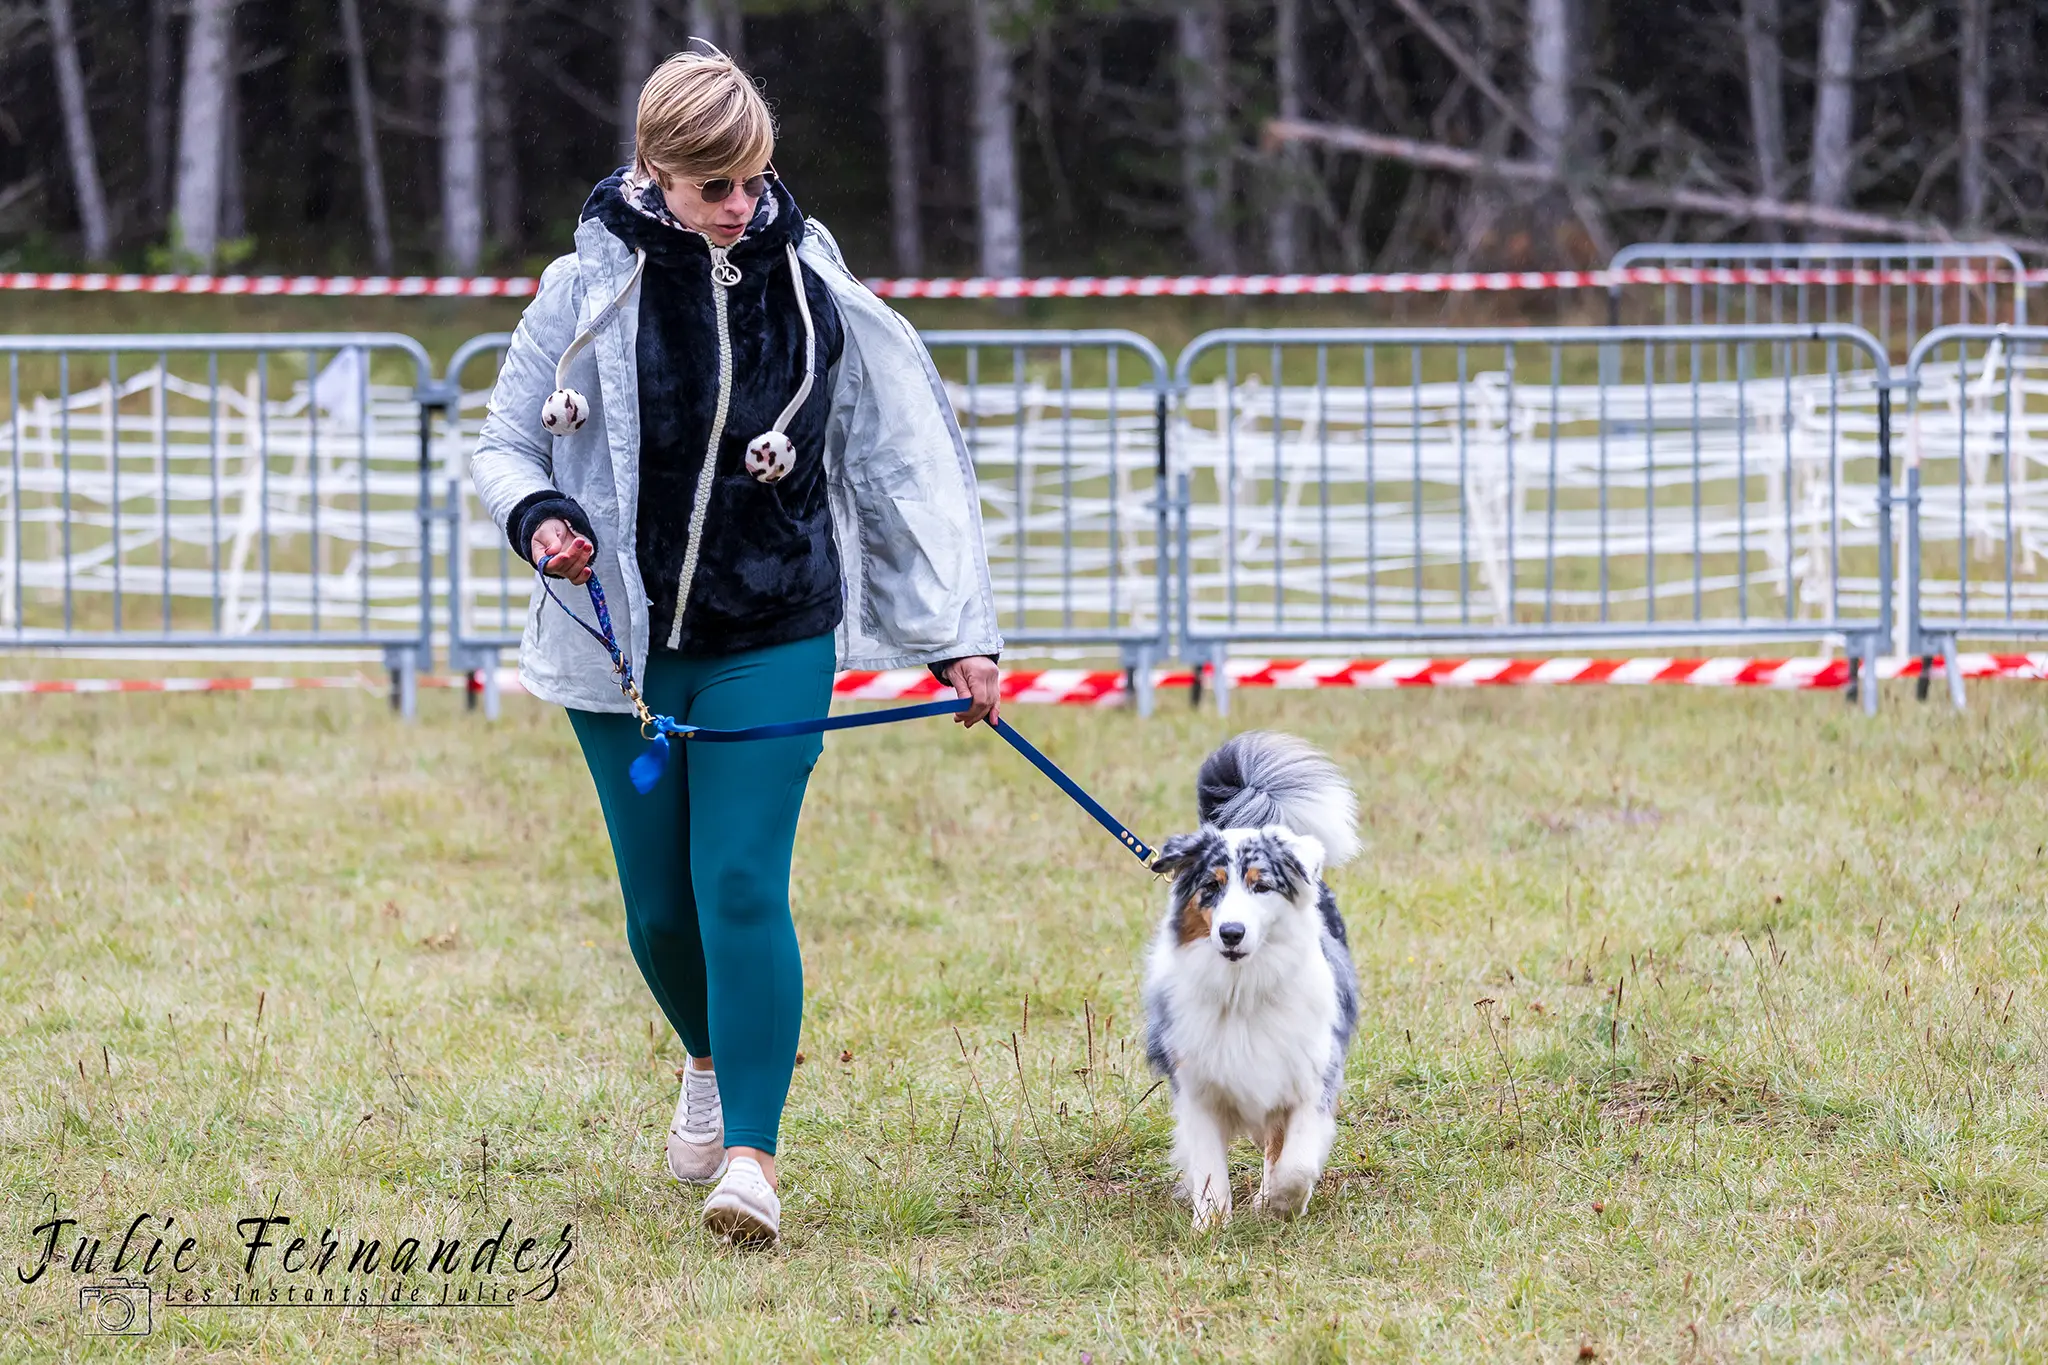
[665,1063,727,1185]
[703,1155,780,1246]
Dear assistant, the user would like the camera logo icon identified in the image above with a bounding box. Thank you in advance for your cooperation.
[78,1278,153,1335]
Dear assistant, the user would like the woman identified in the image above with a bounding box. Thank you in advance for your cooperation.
[471,47,1002,1246]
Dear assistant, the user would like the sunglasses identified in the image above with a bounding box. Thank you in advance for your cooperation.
[691,169,776,204]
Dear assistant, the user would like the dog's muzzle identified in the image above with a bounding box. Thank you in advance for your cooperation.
[1217,921,1247,961]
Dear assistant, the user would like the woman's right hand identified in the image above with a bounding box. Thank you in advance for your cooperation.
[531,517,595,584]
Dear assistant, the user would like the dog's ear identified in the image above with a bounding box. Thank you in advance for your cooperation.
[1276,830,1327,892]
[1150,831,1211,878]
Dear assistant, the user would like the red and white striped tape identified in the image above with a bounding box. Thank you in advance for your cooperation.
[0,272,536,299]
[8,655,2043,702]
[5,264,2041,303]
[866,264,2047,301]
[836,654,2048,700]
[0,674,371,695]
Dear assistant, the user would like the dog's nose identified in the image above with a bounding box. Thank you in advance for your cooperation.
[1217,922,1246,948]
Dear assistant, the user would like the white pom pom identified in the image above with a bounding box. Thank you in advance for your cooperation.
[745,431,797,484]
[541,388,588,433]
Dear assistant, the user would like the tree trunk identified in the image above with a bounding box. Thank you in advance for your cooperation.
[619,0,655,163]
[219,29,243,242]
[172,0,233,267]
[1270,0,1303,272]
[967,0,1021,275]
[482,0,520,252]
[1740,0,1785,229]
[1958,0,1988,228]
[718,0,744,62]
[339,0,394,272]
[1525,0,1570,175]
[1809,0,1859,210]
[441,0,484,273]
[689,0,742,58]
[46,0,111,260]
[688,0,721,49]
[882,0,924,274]
[1178,0,1234,272]
[146,0,174,231]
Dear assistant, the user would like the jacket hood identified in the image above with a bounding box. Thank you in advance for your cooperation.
[580,166,805,264]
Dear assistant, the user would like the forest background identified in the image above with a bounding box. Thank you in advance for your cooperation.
[0,0,2040,285]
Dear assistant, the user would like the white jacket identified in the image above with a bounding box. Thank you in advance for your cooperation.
[470,215,1003,712]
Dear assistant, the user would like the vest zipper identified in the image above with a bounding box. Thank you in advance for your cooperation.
[665,242,737,650]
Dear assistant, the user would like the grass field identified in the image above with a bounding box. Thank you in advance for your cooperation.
[4,680,2048,1362]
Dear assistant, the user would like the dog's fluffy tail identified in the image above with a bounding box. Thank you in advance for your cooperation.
[1195,731,1361,865]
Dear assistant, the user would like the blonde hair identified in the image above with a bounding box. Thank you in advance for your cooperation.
[633,47,776,188]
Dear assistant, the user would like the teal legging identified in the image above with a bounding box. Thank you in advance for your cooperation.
[567,631,836,1155]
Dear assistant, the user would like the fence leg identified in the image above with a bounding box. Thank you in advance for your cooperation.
[1862,636,1880,717]
[384,644,418,720]
[1123,643,1156,719]
[1915,658,1933,703]
[1210,645,1231,717]
[1942,635,1966,710]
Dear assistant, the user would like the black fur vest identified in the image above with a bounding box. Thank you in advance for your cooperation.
[581,171,847,657]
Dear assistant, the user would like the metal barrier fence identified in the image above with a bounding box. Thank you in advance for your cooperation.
[1172,325,1897,713]
[439,328,1175,716]
[8,321,1976,721]
[0,333,438,713]
[1903,324,2048,707]
[1608,243,2028,362]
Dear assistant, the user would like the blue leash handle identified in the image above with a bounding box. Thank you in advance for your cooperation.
[532,561,1155,867]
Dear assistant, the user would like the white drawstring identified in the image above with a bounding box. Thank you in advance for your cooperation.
[768,245,817,434]
[538,248,648,433]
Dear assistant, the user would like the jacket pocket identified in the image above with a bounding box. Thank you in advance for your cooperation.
[857,496,972,649]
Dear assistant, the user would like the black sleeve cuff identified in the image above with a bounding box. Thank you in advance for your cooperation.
[507,490,598,567]
[929,653,1000,687]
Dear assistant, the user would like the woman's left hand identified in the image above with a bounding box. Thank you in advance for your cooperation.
[947,657,1002,728]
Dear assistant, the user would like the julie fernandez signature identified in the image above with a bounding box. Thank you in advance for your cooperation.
[19,1206,575,1332]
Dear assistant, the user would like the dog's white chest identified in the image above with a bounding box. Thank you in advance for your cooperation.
[1160,950,1338,1122]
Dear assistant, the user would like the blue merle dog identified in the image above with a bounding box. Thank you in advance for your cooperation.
[1143,731,1361,1228]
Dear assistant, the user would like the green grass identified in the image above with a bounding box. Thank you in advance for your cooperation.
[4,680,2048,1361]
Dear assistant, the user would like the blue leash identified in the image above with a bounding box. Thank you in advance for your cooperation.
[534,560,1155,866]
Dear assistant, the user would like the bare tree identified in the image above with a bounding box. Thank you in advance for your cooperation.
[482,0,520,251]
[688,0,720,48]
[338,0,393,272]
[882,0,923,273]
[1809,0,1859,210]
[172,0,234,266]
[1178,0,1234,272]
[146,0,174,231]
[1958,0,1987,228]
[1271,0,1303,272]
[1525,0,1570,176]
[720,0,743,61]
[1269,118,2047,246]
[45,0,111,260]
[619,0,655,161]
[219,27,243,241]
[688,0,742,58]
[1741,0,1786,228]
[968,0,1021,275]
[441,0,484,273]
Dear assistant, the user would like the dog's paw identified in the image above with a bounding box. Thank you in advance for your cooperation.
[1253,1171,1316,1220]
[1190,1205,1231,1233]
